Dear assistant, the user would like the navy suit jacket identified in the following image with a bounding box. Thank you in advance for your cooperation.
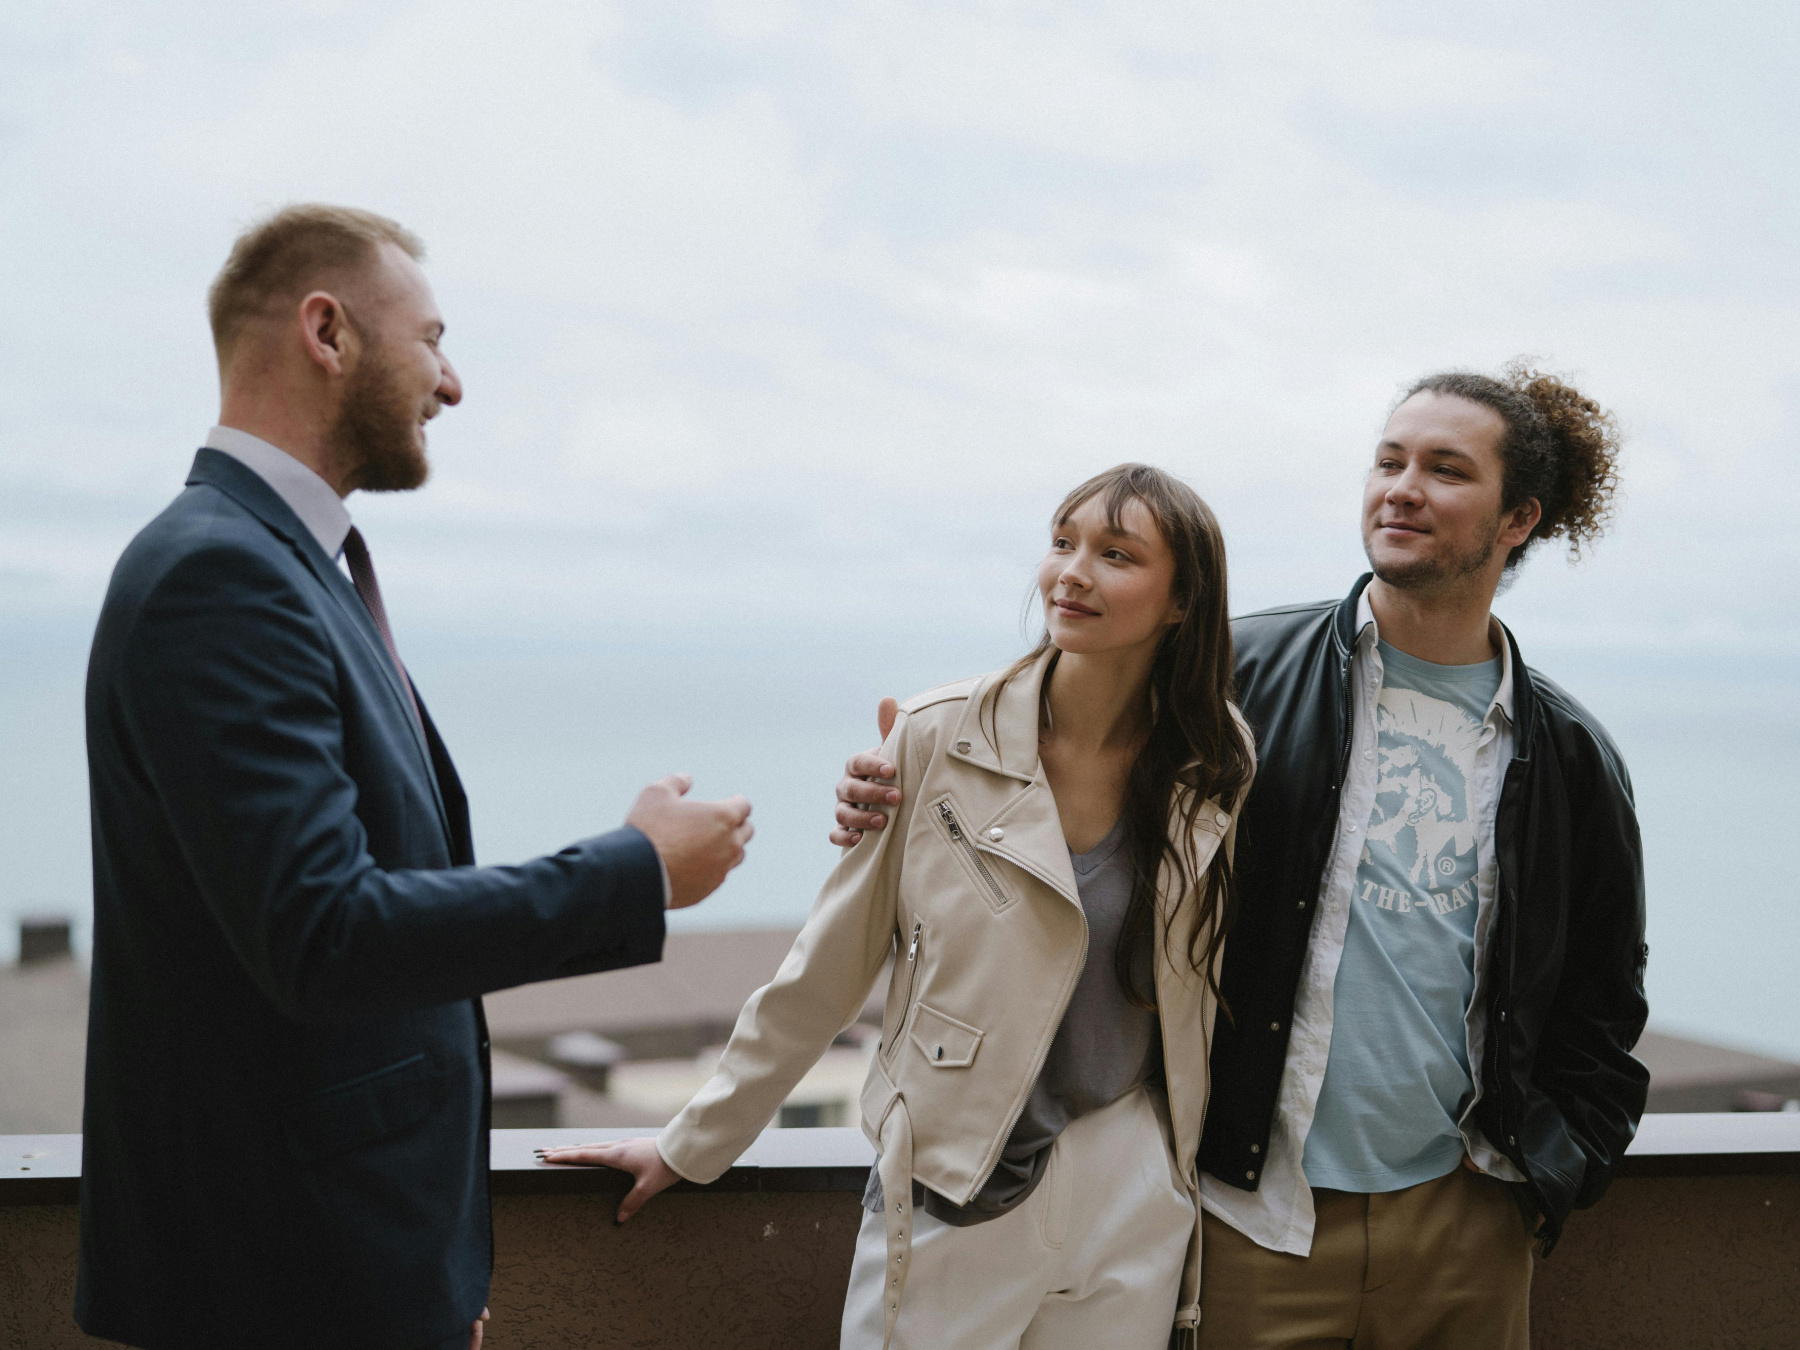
[76,449,667,1350]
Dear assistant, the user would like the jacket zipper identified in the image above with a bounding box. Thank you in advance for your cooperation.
[936,801,1010,909]
[885,921,924,1062]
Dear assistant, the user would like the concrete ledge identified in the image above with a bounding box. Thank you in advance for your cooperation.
[493,1124,877,1197]
[1609,1110,1800,1176]
[16,1113,1797,1209]
[5,1118,1799,1349]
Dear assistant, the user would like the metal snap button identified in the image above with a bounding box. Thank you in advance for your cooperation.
[1215,811,1230,827]
[934,1046,943,1060]
[955,740,971,753]
[987,827,1003,841]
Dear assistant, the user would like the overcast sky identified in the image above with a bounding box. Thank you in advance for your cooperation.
[5,2,1800,1051]
[3,0,1796,651]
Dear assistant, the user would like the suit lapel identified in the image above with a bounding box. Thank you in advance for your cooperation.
[417,695,475,867]
[187,450,455,849]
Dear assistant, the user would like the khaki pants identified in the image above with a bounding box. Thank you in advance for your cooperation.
[840,1085,1195,1349]
[1199,1166,1534,1350]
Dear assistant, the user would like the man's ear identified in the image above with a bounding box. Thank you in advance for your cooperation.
[297,291,354,377]
[1501,497,1543,548]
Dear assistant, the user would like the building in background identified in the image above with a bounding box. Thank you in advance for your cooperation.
[0,920,87,1136]
[4,921,1795,1134]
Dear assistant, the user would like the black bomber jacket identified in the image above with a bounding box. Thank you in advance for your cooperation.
[1196,575,1650,1250]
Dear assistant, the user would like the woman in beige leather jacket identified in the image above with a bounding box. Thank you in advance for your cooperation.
[543,464,1255,1350]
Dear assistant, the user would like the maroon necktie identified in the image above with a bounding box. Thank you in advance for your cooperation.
[341,526,422,729]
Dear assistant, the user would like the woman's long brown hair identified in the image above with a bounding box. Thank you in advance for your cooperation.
[989,463,1252,1009]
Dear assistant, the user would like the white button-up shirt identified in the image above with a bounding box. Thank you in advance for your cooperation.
[1201,591,1524,1256]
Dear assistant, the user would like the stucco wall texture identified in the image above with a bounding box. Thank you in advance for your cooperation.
[5,1176,1797,1348]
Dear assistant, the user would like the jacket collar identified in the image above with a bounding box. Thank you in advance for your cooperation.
[1498,619,1536,762]
[946,646,1056,785]
[1332,570,1537,762]
[188,446,314,552]
[1331,572,1375,658]
[948,643,1237,786]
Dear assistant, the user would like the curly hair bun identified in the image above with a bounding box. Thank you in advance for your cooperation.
[1405,362,1623,569]
[1506,362,1622,560]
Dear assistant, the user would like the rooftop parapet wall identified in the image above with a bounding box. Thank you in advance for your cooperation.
[4,1116,1798,1349]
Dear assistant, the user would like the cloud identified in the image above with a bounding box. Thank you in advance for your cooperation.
[0,0,1795,652]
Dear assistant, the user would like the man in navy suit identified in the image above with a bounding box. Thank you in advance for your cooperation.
[76,204,754,1350]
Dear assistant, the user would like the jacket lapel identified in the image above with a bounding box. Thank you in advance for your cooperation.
[946,650,1081,908]
[186,450,455,848]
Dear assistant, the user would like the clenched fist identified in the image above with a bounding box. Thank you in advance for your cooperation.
[626,774,753,909]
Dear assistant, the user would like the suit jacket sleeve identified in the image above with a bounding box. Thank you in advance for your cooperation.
[112,541,665,1024]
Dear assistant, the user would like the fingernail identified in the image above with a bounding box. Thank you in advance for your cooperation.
[882,765,895,777]
[887,790,900,804]
[872,815,885,827]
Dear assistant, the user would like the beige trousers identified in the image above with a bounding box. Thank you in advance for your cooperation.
[1198,1165,1535,1350]
[840,1085,1195,1350]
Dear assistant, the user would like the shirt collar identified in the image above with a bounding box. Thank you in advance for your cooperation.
[1355,589,1515,726]
[204,426,353,560]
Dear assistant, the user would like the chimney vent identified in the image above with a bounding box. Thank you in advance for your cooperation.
[19,916,72,964]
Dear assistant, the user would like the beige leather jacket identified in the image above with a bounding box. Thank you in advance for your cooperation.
[658,650,1251,1347]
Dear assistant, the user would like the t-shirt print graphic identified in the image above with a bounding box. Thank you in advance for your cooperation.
[1360,687,1482,914]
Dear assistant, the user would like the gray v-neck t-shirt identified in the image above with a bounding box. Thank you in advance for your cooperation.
[864,818,1163,1224]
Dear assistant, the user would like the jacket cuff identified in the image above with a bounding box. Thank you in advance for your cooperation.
[550,826,667,979]
[656,1125,723,1186]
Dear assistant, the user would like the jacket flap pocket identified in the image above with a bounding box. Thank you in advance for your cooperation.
[909,1004,983,1068]
[284,1052,438,1167]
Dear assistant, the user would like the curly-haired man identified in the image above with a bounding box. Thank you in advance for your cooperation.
[833,366,1647,1349]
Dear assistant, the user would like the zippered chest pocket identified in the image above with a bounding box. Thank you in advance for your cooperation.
[930,794,1016,914]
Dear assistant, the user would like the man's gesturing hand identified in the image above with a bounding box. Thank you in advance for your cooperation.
[627,774,753,909]
[534,1137,682,1224]
[829,697,901,846]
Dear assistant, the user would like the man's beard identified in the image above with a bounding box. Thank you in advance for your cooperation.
[333,343,430,493]
[1366,515,1503,591]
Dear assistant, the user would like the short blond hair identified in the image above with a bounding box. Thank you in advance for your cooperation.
[207,204,425,360]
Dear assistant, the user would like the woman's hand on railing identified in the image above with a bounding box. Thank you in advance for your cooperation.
[534,1137,684,1223]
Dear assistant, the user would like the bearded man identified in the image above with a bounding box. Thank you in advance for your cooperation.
[833,368,1649,1349]
[77,205,755,1350]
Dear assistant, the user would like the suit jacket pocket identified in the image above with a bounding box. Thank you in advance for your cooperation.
[284,1051,440,1166]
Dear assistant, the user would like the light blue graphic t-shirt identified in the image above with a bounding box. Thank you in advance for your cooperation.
[1302,640,1502,1193]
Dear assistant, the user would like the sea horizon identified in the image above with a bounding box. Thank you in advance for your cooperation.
[4,610,1796,1063]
